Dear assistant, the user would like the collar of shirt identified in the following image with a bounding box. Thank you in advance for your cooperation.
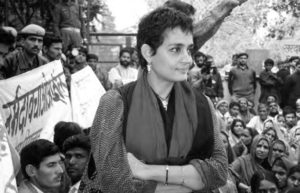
[31,183,44,193]
[69,181,81,193]
[237,64,249,70]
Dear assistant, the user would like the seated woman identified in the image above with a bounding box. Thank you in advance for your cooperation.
[262,126,278,143]
[220,131,236,164]
[80,6,227,193]
[263,119,285,141]
[271,156,294,192]
[217,131,238,193]
[250,170,279,193]
[215,99,229,132]
[286,165,300,190]
[268,139,289,166]
[230,135,271,193]
[228,119,245,146]
[233,127,258,157]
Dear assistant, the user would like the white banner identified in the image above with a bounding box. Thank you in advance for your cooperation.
[0,116,19,193]
[71,65,106,128]
[0,60,72,152]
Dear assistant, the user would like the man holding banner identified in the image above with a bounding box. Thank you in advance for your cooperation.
[0,24,47,79]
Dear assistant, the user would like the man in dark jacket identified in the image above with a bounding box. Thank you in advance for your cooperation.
[259,58,282,104]
[0,24,47,79]
[282,61,300,108]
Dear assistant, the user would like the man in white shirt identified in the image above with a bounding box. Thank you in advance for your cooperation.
[108,47,138,88]
[63,134,90,193]
[18,139,64,193]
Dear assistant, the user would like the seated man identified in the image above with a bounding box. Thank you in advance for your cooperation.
[108,47,138,88]
[19,139,64,193]
[63,134,91,193]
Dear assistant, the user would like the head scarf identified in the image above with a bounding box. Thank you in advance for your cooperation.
[268,139,289,165]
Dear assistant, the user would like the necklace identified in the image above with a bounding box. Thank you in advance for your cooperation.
[157,92,171,110]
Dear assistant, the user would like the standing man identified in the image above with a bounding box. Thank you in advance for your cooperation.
[282,61,300,108]
[258,58,281,104]
[108,47,138,88]
[0,24,47,79]
[228,53,256,102]
[63,134,90,193]
[18,139,64,193]
[42,33,63,62]
[53,0,86,53]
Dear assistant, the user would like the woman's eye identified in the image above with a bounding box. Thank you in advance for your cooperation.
[170,47,181,53]
[187,48,193,55]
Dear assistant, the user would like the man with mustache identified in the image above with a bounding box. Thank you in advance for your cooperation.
[18,139,64,193]
[108,47,138,89]
[62,134,90,193]
[0,24,47,79]
[42,33,63,63]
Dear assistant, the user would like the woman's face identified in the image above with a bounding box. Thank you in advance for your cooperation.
[257,179,278,193]
[264,121,274,130]
[218,103,228,115]
[240,129,252,145]
[272,142,285,158]
[277,115,285,127]
[150,27,193,82]
[287,172,300,188]
[272,165,287,188]
[258,107,268,121]
[233,121,244,136]
[255,139,269,160]
[264,129,276,143]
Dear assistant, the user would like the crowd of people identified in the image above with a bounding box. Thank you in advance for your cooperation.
[189,50,300,193]
[1,0,300,193]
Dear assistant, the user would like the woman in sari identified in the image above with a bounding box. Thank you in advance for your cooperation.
[80,6,227,193]
[230,135,271,193]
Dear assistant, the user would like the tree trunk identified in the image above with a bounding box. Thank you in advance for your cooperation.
[193,0,248,50]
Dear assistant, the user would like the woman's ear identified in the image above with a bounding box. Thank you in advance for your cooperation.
[141,44,153,63]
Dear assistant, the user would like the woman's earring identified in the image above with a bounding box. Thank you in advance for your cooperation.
[147,64,151,73]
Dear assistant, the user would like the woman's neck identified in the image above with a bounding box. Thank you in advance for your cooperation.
[147,72,174,99]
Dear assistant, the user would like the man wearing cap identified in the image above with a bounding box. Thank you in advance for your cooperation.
[228,52,257,102]
[0,24,47,79]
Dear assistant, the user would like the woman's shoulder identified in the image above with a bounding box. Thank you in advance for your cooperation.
[101,89,122,100]
[99,89,124,109]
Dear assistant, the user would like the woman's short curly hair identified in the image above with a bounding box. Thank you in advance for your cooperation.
[137,7,193,70]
